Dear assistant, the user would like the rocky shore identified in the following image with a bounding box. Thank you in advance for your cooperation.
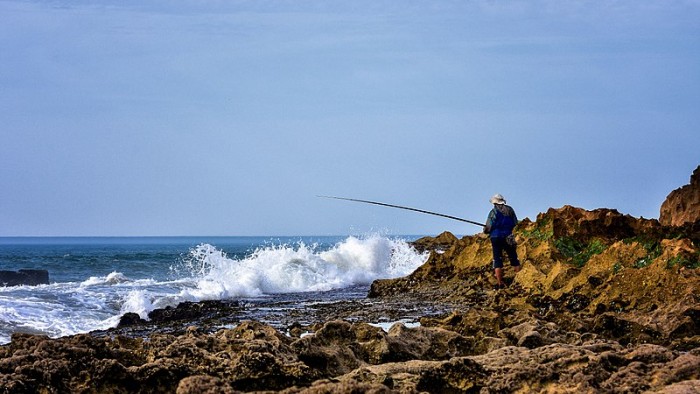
[1,166,699,393]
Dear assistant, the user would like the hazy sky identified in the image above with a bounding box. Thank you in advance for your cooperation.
[1,0,699,236]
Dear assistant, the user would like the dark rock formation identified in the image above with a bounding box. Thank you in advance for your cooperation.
[147,300,241,324]
[660,165,700,226]
[0,269,49,287]
[117,313,147,328]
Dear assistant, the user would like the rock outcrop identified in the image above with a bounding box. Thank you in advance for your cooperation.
[371,205,699,344]
[660,165,700,226]
[0,269,49,287]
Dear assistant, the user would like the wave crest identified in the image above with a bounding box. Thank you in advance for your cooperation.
[182,234,427,300]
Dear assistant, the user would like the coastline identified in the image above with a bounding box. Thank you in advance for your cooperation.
[1,206,698,393]
[1,166,699,393]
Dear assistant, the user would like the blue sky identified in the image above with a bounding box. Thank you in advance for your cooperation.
[1,0,699,236]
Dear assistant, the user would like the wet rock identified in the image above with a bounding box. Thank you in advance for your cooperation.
[0,269,49,286]
[118,312,146,328]
[148,300,240,323]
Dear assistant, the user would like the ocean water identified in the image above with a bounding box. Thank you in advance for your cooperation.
[0,235,428,344]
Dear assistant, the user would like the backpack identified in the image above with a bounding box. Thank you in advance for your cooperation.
[494,207,516,231]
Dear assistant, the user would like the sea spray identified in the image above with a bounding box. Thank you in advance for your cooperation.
[170,234,428,307]
[0,235,429,343]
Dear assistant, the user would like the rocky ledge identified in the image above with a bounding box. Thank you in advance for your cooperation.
[0,269,49,287]
[1,167,699,393]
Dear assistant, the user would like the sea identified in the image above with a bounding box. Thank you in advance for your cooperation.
[0,234,429,345]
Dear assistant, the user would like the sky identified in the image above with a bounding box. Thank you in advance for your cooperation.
[1,0,699,237]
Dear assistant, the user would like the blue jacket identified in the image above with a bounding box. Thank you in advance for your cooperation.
[484,204,517,238]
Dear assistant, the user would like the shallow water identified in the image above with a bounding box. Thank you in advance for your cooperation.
[0,235,428,344]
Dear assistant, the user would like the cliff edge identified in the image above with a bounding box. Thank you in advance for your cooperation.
[660,165,700,226]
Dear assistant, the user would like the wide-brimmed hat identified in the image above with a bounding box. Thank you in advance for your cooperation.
[490,194,506,205]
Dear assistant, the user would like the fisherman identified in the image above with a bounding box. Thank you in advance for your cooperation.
[484,194,521,289]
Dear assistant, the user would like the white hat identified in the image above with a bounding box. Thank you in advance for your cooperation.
[490,194,506,205]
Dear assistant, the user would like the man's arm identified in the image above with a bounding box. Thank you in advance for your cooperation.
[484,209,495,233]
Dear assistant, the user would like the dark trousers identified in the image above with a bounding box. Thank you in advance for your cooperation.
[491,237,520,269]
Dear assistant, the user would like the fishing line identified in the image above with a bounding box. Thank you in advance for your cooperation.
[318,195,485,227]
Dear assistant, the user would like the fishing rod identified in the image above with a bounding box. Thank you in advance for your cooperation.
[318,195,485,227]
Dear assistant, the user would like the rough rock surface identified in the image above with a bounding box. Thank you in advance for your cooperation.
[1,168,699,393]
[2,318,699,393]
[660,165,700,226]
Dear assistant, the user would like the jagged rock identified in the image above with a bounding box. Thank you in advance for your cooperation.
[660,165,700,226]
[411,231,458,253]
[372,203,700,346]
[2,317,700,393]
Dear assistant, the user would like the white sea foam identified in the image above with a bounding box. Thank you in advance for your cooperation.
[369,320,421,332]
[186,235,425,298]
[0,284,118,344]
[0,235,429,342]
[80,271,130,287]
[120,289,154,319]
[121,235,428,319]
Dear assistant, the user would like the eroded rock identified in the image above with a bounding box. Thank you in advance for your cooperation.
[660,165,700,226]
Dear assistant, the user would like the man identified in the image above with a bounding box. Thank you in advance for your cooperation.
[484,194,521,289]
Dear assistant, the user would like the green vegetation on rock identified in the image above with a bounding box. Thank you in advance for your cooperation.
[624,236,663,269]
[519,218,553,245]
[666,253,700,269]
[554,237,607,268]
[612,262,623,274]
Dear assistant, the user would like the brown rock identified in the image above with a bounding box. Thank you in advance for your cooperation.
[414,357,488,393]
[1,315,700,393]
[660,165,700,226]
[383,323,477,361]
[291,320,364,377]
[282,380,394,394]
[176,375,235,394]
[656,379,700,394]
[411,231,458,253]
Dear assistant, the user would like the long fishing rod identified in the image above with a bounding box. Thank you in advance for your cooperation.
[318,195,485,227]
